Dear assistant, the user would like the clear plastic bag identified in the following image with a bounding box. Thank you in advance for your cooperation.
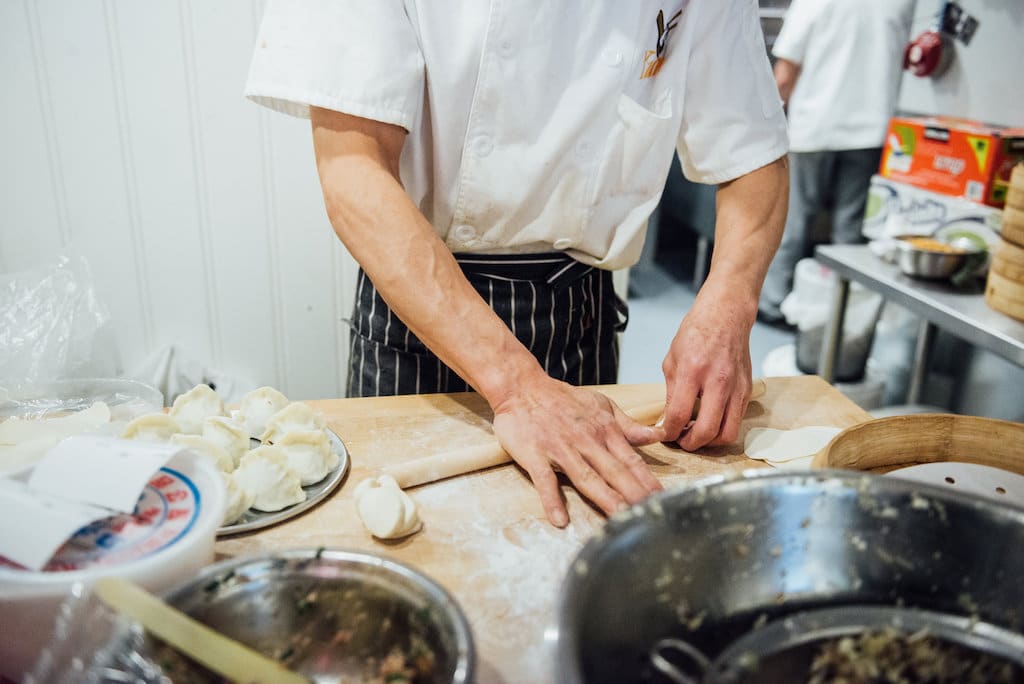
[27,582,179,684]
[0,378,163,422]
[0,255,119,381]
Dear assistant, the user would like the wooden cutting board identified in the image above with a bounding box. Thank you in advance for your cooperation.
[215,376,870,683]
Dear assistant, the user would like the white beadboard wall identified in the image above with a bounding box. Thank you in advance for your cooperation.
[0,0,359,400]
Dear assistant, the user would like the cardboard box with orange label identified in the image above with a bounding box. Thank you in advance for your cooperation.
[879,116,1024,208]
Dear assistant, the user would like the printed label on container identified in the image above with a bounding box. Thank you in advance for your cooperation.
[0,467,200,573]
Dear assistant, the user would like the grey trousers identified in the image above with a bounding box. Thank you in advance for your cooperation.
[759,148,882,319]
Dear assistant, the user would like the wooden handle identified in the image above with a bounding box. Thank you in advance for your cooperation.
[93,577,309,684]
[382,378,768,489]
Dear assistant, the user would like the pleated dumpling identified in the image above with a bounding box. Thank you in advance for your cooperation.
[260,402,324,444]
[221,471,255,525]
[122,413,180,442]
[237,386,289,440]
[275,430,333,486]
[233,446,305,512]
[202,416,250,469]
[169,384,225,435]
[171,434,233,472]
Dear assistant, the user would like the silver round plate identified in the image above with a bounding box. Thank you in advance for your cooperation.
[216,428,350,537]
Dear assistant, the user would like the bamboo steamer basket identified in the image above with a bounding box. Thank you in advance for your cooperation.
[811,413,1024,475]
[1008,163,1024,210]
[986,234,1024,321]
[1002,206,1024,247]
[1008,185,1024,212]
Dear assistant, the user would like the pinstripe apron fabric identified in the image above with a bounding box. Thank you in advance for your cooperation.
[346,253,628,397]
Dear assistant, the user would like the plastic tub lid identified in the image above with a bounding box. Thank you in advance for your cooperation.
[0,450,225,597]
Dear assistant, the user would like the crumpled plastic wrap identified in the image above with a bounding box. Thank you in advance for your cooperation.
[0,255,119,381]
[26,582,175,684]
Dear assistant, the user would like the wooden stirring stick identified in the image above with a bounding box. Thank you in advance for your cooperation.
[93,577,309,684]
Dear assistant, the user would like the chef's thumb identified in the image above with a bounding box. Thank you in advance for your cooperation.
[614,407,666,446]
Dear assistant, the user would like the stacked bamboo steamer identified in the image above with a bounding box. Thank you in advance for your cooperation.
[986,163,1024,321]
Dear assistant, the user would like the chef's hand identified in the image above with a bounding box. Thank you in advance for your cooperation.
[660,278,755,451]
[491,377,664,527]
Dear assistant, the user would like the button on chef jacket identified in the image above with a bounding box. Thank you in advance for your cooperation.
[246,0,789,271]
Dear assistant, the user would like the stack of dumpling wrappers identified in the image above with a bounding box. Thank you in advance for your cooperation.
[122,385,338,525]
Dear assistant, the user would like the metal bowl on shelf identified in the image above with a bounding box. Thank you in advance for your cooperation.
[120,549,475,683]
[556,470,1024,684]
[894,235,983,279]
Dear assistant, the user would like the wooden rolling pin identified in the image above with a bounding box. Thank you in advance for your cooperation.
[382,378,766,489]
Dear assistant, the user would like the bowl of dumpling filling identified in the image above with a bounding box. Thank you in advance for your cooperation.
[103,548,475,683]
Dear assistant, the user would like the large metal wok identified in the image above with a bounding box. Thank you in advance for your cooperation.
[557,470,1024,683]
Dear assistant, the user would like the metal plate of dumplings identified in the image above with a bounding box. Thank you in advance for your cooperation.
[216,428,350,537]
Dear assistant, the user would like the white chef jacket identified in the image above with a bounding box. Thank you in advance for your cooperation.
[246,1,788,270]
[773,0,914,153]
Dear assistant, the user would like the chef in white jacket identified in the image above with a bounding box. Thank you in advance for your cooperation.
[246,1,790,527]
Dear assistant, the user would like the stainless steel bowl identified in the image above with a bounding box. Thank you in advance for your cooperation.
[556,470,1024,684]
[133,549,475,682]
[895,237,979,279]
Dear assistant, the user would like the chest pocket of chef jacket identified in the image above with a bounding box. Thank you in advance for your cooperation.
[599,90,676,201]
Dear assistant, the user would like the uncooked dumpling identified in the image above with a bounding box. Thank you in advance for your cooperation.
[202,416,250,468]
[170,434,233,472]
[221,471,255,525]
[233,446,305,512]
[169,384,225,435]
[275,429,333,485]
[354,475,421,539]
[237,386,289,439]
[122,413,180,442]
[260,402,324,444]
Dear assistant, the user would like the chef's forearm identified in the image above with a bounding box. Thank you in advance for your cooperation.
[699,156,789,316]
[310,107,547,404]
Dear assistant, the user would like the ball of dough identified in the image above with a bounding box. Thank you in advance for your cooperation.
[169,384,225,435]
[237,386,289,439]
[233,446,306,512]
[354,476,421,539]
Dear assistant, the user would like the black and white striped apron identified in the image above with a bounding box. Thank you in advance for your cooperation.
[346,253,628,397]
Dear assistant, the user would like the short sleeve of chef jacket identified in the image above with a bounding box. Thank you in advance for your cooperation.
[770,0,821,65]
[677,0,789,185]
[245,0,424,131]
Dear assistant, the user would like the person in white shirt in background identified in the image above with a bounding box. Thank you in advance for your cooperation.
[247,1,789,527]
[758,0,915,324]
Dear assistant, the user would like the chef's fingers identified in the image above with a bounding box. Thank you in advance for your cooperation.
[708,384,750,447]
[661,380,700,442]
[522,460,569,528]
[581,439,651,504]
[677,382,730,451]
[559,452,629,516]
[604,424,663,494]
[613,404,666,446]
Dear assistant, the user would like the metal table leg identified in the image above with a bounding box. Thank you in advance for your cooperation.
[906,319,936,405]
[818,278,850,384]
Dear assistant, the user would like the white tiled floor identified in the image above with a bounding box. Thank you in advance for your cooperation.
[619,264,795,384]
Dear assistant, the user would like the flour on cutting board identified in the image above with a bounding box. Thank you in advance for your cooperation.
[414,483,598,669]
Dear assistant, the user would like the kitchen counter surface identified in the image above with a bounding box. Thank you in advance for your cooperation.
[216,376,871,683]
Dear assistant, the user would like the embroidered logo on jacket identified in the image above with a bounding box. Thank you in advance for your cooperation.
[641,8,682,79]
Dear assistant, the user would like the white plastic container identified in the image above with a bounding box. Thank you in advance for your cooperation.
[0,450,225,678]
